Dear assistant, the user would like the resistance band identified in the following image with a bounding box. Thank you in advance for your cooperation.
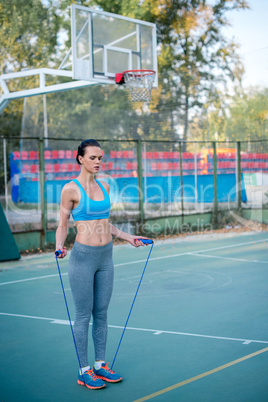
[55,250,85,383]
[111,239,154,370]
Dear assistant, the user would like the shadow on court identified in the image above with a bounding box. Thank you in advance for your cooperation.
[1,231,268,401]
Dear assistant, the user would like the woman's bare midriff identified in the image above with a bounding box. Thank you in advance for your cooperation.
[75,218,112,246]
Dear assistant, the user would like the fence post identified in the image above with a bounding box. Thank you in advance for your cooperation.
[179,142,184,224]
[212,141,218,226]
[137,140,144,224]
[38,138,47,249]
[236,141,241,211]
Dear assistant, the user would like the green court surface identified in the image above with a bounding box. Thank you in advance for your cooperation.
[1,231,268,401]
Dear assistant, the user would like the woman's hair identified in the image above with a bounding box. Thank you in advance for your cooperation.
[76,139,101,165]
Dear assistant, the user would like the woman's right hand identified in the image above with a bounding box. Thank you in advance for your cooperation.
[55,246,67,259]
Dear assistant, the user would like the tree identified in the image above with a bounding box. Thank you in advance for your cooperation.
[189,87,268,146]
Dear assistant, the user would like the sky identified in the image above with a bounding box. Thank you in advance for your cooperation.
[223,0,268,88]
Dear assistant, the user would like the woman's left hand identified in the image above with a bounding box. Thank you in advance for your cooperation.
[127,235,151,247]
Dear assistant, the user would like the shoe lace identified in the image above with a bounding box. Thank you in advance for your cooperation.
[85,368,99,381]
[102,363,115,374]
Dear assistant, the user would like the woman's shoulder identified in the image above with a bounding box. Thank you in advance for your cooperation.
[98,179,110,193]
[61,181,80,199]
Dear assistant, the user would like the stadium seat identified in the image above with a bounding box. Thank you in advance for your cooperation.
[44,150,51,159]
[52,150,58,159]
[60,163,67,172]
[30,165,38,173]
[67,164,73,172]
[29,151,37,160]
[45,164,53,173]
[54,164,60,173]
[13,151,20,160]
[21,151,28,160]
[66,150,72,159]
[58,150,65,159]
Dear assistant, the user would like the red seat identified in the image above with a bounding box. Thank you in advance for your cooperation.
[162,162,168,170]
[30,164,38,173]
[52,150,58,159]
[73,150,77,159]
[60,163,67,172]
[13,151,20,160]
[151,162,157,171]
[54,164,60,173]
[108,162,113,169]
[126,162,132,170]
[110,151,116,158]
[122,151,128,158]
[45,164,53,173]
[29,151,37,160]
[58,150,65,159]
[65,150,72,159]
[21,151,28,160]
[67,163,73,172]
[44,150,51,159]
[74,164,80,172]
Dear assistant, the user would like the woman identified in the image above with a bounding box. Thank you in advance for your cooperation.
[55,139,147,390]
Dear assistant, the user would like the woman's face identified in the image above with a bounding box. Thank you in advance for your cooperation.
[79,146,103,174]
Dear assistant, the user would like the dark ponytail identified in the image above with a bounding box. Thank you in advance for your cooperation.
[76,139,101,165]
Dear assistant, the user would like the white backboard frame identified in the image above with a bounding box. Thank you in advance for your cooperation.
[71,4,158,87]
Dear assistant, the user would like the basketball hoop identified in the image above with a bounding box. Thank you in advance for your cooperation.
[116,70,155,103]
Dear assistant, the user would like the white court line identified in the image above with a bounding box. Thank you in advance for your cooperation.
[189,253,268,264]
[0,237,267,286]
[0,312,267,346]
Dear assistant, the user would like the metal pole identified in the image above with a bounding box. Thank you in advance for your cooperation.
[137,140,144,224]
[179,142,184,223]
[212,141,218,226]
[194,141,197,212]
[236,141,241,211]
[38,138,47,248]
[43,94,48,149]
[143,142,147,204]
[3,138,8,218]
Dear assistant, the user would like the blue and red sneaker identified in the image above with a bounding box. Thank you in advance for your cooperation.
[93,363,123,383]
[77,368,106,389]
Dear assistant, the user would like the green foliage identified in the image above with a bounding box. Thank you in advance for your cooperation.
[190,87,268,143]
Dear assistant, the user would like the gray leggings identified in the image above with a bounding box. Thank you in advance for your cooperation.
[68,241,114,367]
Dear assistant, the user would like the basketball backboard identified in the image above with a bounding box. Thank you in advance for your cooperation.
[71,4,158,87]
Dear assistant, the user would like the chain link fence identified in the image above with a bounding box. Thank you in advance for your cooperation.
[1,136,268,240]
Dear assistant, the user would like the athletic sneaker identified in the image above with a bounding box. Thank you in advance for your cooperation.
[77,368,106,389]
[93,363,123,383]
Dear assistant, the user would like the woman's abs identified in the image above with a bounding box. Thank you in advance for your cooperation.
[75,219,112,246]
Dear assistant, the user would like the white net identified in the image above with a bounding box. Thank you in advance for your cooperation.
[124,70,155,103]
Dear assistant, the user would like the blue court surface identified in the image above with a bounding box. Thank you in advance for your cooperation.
[1,230,268,401]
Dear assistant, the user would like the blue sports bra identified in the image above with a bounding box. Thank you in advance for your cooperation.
[71,178,111,221]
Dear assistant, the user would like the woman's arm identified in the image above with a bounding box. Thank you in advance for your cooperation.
[109,223,149,247]
[55,184,75,258]
[101,180,149,247]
